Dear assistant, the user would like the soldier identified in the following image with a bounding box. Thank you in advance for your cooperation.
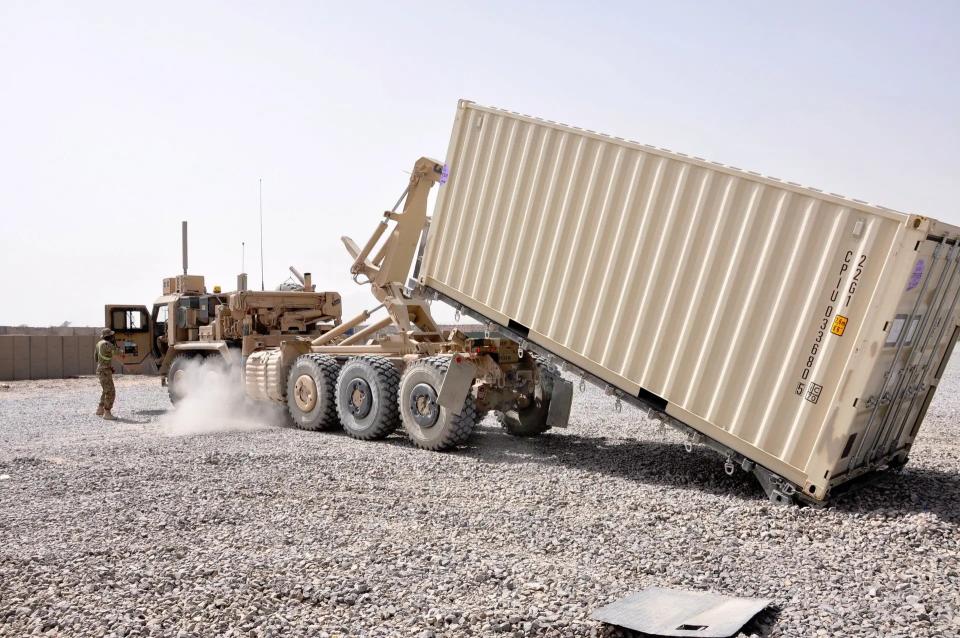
[95,328,119,420]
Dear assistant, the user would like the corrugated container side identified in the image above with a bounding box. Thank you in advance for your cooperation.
[422,101,960,498]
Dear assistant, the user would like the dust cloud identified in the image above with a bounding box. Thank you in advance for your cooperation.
[159,356,288,435]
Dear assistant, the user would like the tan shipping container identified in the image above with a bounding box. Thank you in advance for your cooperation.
[420,100,960,502]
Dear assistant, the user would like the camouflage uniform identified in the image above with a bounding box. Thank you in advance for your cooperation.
[95,332,117,413]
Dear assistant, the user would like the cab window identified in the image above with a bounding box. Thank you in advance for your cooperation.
[111,308,149,332]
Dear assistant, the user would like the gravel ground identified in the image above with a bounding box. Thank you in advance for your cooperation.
[1,361,959,638]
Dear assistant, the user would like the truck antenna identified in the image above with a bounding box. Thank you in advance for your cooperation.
[259,178,265,291]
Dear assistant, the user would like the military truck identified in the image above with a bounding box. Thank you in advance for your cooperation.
[238,157,575,450]
[114,102,958,505]
[106,222,342,402]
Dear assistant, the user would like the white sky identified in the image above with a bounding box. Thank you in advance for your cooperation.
[1,1,957,326]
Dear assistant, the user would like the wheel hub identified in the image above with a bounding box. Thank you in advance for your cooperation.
[347,378,372,417]
[409,383,440,427]
[171,368,187,397]
[293,374,318,412]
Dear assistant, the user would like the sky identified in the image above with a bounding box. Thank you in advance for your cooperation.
[1,1,957,327]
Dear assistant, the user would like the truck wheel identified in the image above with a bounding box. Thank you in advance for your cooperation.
[286,354,340,431]
[398,355,478,451]
[166,354,195,405]
[168,353,233,405]
[498,354,557,437]
[335,356,401,440]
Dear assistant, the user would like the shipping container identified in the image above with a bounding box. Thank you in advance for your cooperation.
[419,100,960,503]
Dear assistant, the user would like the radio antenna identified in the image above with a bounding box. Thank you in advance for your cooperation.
[259,178,265,291]
[241,241,245,273]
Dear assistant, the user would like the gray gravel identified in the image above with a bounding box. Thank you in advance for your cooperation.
[1,360,959,638]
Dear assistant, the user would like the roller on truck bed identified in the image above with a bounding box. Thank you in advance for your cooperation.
[239,100,959,505]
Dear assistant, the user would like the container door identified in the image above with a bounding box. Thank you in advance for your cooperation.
[848,237,960,471]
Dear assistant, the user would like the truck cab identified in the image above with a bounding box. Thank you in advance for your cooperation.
[104,274,228,375]
[105,270,343,402]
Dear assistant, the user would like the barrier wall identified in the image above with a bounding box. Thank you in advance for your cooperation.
[0,335,97,381]
[0,326,100,336]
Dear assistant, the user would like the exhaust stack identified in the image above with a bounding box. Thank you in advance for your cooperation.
[181,221,188,275]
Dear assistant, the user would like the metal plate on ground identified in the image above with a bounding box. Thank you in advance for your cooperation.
[591,587,771,637]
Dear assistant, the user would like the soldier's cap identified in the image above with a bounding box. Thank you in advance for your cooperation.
[101,328,115,338]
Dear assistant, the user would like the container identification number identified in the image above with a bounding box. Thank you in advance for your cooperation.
[796,250,866,403]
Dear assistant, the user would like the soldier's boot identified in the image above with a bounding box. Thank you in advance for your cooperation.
[96,406,105,416]
[102,410,117,421]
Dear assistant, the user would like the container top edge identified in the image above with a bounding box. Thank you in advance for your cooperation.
[456,100,944,228]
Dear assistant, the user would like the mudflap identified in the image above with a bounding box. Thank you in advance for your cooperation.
[437,356,475,416]
[546,377,573,428]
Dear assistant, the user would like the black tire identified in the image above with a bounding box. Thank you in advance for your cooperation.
[398,355,479,451]
[498,353,557,437]
[166,354,196,405]
[335,356,401,440]
[168,353,235,405]
[285,354,341,431]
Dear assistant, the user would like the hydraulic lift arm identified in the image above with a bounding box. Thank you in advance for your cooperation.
[318,157,447,347]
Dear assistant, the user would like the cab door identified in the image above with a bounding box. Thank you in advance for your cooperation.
[103,305,155,373]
